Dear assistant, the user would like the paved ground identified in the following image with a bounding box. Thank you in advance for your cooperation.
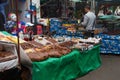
[77,54,120,80]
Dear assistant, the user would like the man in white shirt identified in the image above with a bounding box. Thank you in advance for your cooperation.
[81,5,96,38]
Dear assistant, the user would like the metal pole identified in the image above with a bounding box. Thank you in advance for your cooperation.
[15,0,21,68]
[30,0,33,23]
[40,0,41,18]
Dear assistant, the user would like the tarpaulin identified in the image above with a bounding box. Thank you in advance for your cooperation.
[32,45,101,80]
[98,15,120,20]
[0,31,12,36]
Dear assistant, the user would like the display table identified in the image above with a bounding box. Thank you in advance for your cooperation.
[32,45,101,80]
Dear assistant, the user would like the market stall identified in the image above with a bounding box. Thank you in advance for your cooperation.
[28,1,102,79]
[0,31,101,80]
[96,0,120,54]
[0,0,103,80]
[32,45,101,80]
[0,31,21,80]
[21,35,101,80]
[96,19,120,54]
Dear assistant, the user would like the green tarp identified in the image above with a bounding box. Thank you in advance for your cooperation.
[71,0,82,2]
[32,45,101,80]
[98,15,120,21]
[0,31,12,36]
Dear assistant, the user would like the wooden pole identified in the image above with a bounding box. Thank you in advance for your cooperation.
[15,0,21,68]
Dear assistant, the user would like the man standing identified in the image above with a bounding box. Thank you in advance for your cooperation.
[81,5,96,38]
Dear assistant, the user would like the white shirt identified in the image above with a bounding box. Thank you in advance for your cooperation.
[81,11,96,30]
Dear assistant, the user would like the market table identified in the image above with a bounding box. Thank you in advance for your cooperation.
[32,45,101,80]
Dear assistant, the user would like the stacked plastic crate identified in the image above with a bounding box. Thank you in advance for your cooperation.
[50,18,83,38]
[97,34,120,54]
[50,18,66,36]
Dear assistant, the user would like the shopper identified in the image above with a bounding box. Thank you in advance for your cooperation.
[5,13,17,34]
[114,6,120,16]
[81,5,96,38]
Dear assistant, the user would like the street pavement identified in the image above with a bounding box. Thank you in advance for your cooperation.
[77,54,120,80]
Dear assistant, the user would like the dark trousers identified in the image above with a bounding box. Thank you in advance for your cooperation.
[83,30,94,38]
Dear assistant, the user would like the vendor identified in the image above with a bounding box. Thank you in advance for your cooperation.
[98,5,105,16]
[81,5,96,38]
[5,13,17,34]
[67,7,74,19]
[114,6,120,16]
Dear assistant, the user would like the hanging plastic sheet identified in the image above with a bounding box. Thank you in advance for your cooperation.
[0,42,18,72]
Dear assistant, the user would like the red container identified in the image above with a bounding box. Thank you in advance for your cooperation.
[37,25,42,35]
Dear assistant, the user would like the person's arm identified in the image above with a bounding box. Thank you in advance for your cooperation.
[81,15,88,27]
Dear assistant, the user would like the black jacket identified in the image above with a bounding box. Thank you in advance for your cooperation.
[0,12,5,31]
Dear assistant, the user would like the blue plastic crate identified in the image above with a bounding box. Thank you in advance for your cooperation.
[97,34,120,54]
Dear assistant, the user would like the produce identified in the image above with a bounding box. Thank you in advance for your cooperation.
[24,43,71,61]
[45,38,57,43]
[27,52,49,61]
[0,51,17,62]
[59,41,77,48]
[6,36,25,44]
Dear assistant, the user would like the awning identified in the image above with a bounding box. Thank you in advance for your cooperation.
[71,0,82,2]
[96,0,120,5]
[96,0,120,2]
[40,0,83,4]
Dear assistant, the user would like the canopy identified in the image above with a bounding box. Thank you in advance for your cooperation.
[40,0,83,4]
[96,0,120,6]
[71,0,82,2]
[96,0,120,1]
[96,0,120,3]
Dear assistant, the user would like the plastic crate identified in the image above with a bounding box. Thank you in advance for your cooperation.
[97,34,120,54]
